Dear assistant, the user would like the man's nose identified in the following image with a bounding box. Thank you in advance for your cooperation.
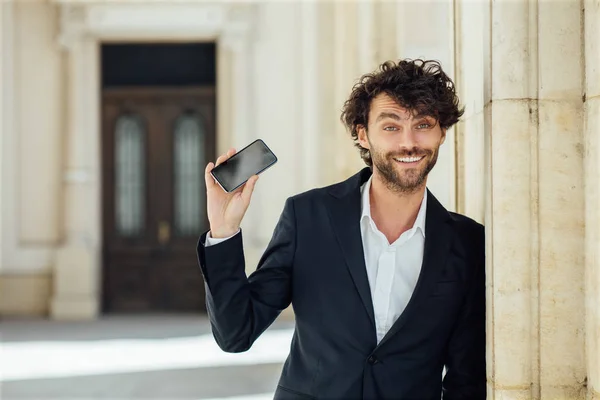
[396,128,418,149]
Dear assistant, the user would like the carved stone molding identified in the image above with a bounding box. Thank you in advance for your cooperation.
[56,1,255,50]
[57,4,87,51]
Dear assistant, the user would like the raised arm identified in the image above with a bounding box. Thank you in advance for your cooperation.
[196,148,295,353]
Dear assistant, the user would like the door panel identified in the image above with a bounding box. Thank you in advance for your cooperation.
[102,87,215,313]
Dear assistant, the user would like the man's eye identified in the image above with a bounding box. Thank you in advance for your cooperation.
[417,123,431,129]
[383,126,398,131]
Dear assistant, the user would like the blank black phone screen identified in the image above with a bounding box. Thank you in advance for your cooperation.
[211,139,277,192]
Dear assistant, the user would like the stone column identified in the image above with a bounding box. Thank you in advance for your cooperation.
[50,7,101,319]
[473,0,587,398]
[0,1,6,266]
[536,1,586,398]
[299,0,320,191]
[218,6,264,277]
[454,0,487,223]
[332,1,364,180]
[373,0,396,63]
[585,1,600,399]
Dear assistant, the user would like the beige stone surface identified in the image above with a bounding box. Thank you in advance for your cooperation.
[374,0,397,63]
[491,388,531,400]
[249,1,308,249]
[50,297,98,320]
[15,1,63,244]
[493,386,587,400]
[0,273,51,315]
[455,0,486,119]
[50,245,98,320]
[539,385,587,400]
[483,1,590,397]
[0,2,5,268]
[488,99,535,387]
[491,1,532,100]
[538,1,583,100]
[537,99,586,390]
[585,96,600,400]
[455,0,487,223]
[585,3,600,399]
[585,0,600,99]
[456,111,485,223]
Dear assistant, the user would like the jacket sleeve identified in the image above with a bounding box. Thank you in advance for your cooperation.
[442,224,486,400]
[196,197,296,353]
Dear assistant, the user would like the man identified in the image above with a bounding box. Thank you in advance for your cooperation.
[197,59,486,399]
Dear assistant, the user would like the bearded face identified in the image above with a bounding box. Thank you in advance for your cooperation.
[357,94,446,195]
[369,144,440,194]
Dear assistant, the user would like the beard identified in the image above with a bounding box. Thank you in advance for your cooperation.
[370,145,440,194]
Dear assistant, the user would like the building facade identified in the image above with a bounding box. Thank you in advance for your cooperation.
[0,0,598,398]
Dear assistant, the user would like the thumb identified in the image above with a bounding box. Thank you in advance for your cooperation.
[241,175,258,203]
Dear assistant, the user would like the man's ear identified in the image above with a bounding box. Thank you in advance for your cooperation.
[440,128,446,145]
[357,125,370,149]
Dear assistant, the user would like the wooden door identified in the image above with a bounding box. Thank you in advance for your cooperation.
[101,87,215,313]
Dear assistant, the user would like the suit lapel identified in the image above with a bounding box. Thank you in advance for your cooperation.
[326,168,375,328]
[375,189,454,350]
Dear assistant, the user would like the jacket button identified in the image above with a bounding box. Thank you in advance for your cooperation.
[368,355,378,365]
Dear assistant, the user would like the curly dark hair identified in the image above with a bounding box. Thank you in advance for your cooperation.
[340,59,464,167]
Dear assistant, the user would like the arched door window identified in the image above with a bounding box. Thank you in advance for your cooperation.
[173,113,205,236]
[114,114,146,237]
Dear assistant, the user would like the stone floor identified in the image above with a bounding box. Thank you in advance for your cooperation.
[0,314,295,400]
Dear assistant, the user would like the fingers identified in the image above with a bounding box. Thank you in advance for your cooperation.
[241,175,259,203]
[204,162,215,189]
[215,148,236,167]
[206,148,237,191]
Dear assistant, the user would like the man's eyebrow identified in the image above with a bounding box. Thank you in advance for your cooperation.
[375,112,436,122]
[375,112,404,122]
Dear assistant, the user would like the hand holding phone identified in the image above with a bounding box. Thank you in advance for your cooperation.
[204,140,277,238]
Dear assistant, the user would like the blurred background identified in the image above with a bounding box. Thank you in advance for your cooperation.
[0,0,599,399]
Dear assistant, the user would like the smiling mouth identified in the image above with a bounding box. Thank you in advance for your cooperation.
[393,155,425,164]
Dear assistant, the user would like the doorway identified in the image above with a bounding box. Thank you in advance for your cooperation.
[100,43,216,313]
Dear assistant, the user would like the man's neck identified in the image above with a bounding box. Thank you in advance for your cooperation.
[368,172,426,244]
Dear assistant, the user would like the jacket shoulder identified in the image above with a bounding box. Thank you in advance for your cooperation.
[448,211,484,229]
[448,211,484,241]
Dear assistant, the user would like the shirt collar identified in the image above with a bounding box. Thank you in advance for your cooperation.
[360,175,428,237]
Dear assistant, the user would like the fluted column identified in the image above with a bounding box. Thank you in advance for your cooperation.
[0,1,6,266]
[585,1,600,399]
[332,1,364,179]
[454,0,487,223]
[464,0,587,398]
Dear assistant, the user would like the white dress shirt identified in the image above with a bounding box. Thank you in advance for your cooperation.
[205,176,427,344]
[360,176,427,343]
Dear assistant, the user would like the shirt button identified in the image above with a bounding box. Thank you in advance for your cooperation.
[368,355,379,365]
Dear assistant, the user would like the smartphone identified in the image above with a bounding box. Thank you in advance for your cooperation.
[210,139,278,193]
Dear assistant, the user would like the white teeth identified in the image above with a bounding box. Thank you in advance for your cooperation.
[394,156,424,163]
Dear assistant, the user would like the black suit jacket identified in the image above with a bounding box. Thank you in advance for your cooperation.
[197,167,486,400]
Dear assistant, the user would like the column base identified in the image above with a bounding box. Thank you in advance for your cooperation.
[50,245,99,320]
[50,296,98,320]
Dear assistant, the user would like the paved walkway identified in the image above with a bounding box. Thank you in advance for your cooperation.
[0,314,295,400]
